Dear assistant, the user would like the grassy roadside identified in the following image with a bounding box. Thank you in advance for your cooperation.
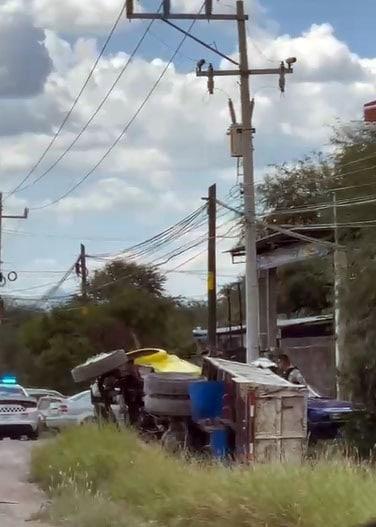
[31,426,376,527]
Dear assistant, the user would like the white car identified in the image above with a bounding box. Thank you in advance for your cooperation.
[0,379,40,440]
[45,390,96,430]
[45,390,122,430]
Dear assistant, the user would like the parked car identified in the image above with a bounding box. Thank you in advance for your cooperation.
[37,395,66,429]
[251,360,355,442]
[26,388,65,401]
[45,391,95,430]
[45,389,123,431]
[0,378,40,440]
[307,385,354,442]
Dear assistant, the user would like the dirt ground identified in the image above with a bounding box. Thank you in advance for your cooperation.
[0,439,51,527]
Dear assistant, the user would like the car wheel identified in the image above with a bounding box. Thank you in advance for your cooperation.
[28,430,39,441]
[71,349,127,383]
[144,395,192,417]
[144,373,203,397]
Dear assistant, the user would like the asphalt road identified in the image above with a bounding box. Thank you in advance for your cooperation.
[0,439,51,527]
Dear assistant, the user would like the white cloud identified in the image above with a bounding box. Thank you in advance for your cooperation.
[54,177,185,215]
[31,0,126,33]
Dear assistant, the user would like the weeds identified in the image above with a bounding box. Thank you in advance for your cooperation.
[31,426,376,527]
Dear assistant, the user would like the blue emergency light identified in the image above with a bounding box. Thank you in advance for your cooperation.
[1,376,17,385]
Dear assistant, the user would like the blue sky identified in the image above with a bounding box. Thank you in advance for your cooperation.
[265,0,375,58]
[0,0,375,304]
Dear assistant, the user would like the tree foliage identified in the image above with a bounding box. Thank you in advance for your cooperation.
[88,260,166,302]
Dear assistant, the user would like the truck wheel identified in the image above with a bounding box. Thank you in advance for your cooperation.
[144,373,203,397]
[71,349,127,383]
[144,395,192,417]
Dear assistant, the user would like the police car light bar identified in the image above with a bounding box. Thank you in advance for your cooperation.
[1,376,17,384]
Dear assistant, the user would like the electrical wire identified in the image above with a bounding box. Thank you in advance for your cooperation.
[2,276,76,294]
[259,193,376,219]
[38,262,78,304]
[15,4,163,196]
[88,205,208,260]
[29,4,205,212]
[6,1,127,198]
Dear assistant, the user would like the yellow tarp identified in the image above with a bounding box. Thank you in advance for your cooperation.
[128,348,201,375]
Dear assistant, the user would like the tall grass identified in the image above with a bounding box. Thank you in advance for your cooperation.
[32,426,376,527]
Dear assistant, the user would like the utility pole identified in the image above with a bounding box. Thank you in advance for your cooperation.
[0,191,29,282]
[126,0,296,363]
[79,243,88,301]
[333,191,346,398]
[207,184,217,355]
[0,191,29,322]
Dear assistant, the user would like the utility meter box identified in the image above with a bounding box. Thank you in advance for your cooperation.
[228,124,243,157]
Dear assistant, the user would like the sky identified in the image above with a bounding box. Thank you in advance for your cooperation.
[0,0,375,305]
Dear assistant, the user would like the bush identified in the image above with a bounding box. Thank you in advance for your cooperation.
[32,426,376,527]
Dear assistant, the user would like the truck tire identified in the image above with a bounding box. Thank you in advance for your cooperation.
[72,349,127,383]
[144,373,203,397]
[144,395,192,416]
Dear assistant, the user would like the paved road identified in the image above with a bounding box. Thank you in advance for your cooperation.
[0,440,51,527]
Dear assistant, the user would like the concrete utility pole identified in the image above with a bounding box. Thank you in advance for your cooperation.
[0,192,29,283]
[332,191,346,398]
[79,244,88,300]
[0,191,29,323]
[126,0,296,362]
[207,184,217,355]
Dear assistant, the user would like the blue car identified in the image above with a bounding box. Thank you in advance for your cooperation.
[307,386,353,442]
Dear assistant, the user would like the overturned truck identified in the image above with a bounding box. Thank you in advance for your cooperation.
[71,349,307,462]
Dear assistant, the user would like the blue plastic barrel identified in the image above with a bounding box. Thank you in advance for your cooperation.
[189,381,225,421]
[210,429,229,458]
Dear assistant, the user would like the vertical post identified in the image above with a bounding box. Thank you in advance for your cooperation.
[237,281,244,348]
[226,288,233,348]
[203,184,217,355]
[268,268,278,351]
[0,192,3,281]
[80,243,88,301]
[208,184,217,355]
[333,192,346,398]
[237,0,259,362]
[0,192,3,324]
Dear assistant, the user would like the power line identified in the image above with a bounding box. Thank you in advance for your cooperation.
[15,6,162,195]
[88,205,208,260]
[30,10,202,212]
[259,193,376,219]
[6,1,127,199]
[2,276,76,294]
[334,150,376,171]
[2,229,146,243]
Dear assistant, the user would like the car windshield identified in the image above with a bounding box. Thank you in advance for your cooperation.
[0,385,25,398]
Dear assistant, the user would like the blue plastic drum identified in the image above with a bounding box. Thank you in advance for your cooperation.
[189,381,225,421]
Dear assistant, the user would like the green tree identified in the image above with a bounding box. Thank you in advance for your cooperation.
[88,260,166,302]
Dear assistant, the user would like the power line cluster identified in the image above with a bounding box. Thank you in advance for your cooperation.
[4,198,242,304]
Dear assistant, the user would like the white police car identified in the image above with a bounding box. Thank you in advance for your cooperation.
[0,377,40,440]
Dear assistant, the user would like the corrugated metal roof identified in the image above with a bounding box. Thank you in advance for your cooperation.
[205,357,306,391]
[193,314,333,337]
